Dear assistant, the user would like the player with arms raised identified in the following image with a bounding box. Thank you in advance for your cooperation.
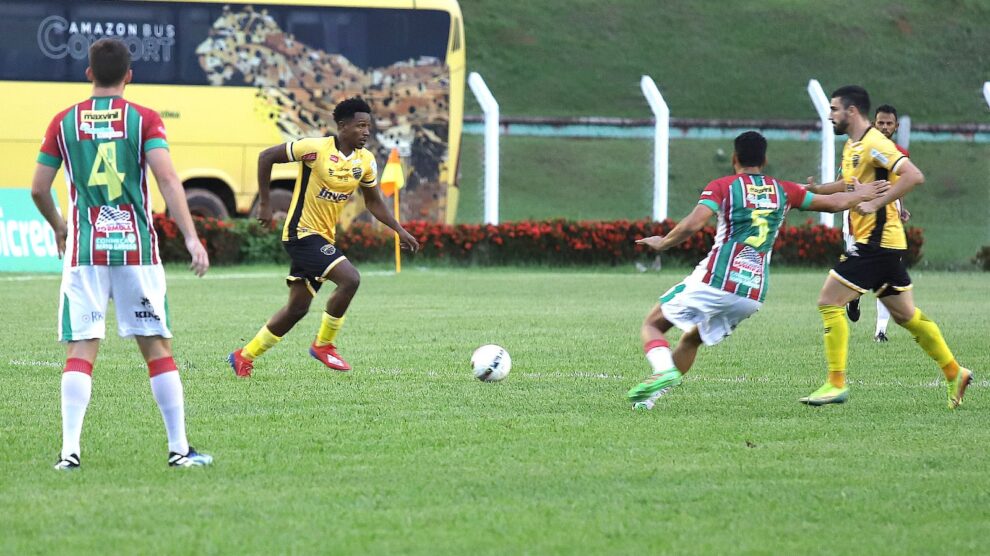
[31,39,212,469]
[800,86,973,408]
[626,131,888,409]
[229,98,419,376]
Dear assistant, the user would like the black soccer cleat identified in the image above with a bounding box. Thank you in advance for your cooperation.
[54,453,80,470]
[875,331,889,342]
[846,299,861,322]
[168,446,214,468]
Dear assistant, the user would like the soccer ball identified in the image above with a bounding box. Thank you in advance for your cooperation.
[471,344,511,382]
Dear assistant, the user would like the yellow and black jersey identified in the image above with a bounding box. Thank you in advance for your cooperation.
[841,127,909,250]
[281,136,378,243]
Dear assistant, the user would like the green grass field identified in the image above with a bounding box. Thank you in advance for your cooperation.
[462,0,990,122]
[456,135,990,267]
[3,266,989,554]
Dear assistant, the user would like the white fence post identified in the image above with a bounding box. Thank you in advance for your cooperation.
[897,115,911,150]
[807,79,836,227]
[640,76,669,222]
[468,72,500,225]
[984,82,990,109]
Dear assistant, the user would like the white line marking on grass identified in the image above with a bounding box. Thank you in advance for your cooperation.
[8,359,62,368]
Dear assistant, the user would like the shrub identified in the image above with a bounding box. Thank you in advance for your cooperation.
[151,215,925,267]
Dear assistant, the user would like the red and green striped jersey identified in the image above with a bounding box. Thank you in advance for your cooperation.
[692,173,814,302]
[38,96,169,266]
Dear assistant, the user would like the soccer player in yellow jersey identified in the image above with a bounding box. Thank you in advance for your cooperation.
[846,104,912,341]
[800,86,973,408]
[229,98,419,377]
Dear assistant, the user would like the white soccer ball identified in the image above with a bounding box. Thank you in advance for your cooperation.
[471,344,511,382]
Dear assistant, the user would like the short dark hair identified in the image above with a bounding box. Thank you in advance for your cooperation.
[333,97,372,123]
[89,39,130,87]
[831,85,870,115]
[875,104,898,119]
[734,131,767,167]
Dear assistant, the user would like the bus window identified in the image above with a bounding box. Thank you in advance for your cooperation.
[0,2,69,81]
[66,2,178,83]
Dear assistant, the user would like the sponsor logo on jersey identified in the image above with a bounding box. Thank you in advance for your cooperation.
[728,246,764,289]
[94,206,134,233]
[81,109,122,122]
[870,148,889,166]
[746,195,778,209]
[745,182,773,195]
[79,122,123,140]
[316,188,350,202]
[329,155,339,163]
[301,152,318,162]
[320,243,336,256]
[95,233,137,252]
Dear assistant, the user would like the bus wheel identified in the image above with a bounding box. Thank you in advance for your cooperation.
[186,188,230,220]
[251,189,293,221]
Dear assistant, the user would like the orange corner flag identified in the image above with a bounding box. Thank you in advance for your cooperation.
[380,148,405,198]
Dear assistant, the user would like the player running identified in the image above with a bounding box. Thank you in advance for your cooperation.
[229,97,419,377]
[31,39,212,469]
[841,104,911,342]
[626,131,889,409]
[799,86,973,408]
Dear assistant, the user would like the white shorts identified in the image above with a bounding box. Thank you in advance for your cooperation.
[659,279,761,346]
[58,264,172,341]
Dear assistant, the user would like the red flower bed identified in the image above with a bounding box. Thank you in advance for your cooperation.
[151,215,924,267]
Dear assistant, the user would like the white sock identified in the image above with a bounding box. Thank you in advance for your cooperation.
[150,371,189,455]
[876,299,890,335]
[645,347,675,374]
[61,372,92,459]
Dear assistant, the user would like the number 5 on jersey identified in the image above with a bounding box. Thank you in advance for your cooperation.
[744,209,772,248]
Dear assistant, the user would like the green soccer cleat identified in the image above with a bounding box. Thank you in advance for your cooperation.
[627,369,682,404]
[799,382,849,406]
[947,368,974,409]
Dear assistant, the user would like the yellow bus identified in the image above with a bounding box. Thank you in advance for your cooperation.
[0,0,465,224]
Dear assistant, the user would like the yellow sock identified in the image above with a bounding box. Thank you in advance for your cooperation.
[819,305,848,388]
[899,308,958,380]
[243,325,282,361]
[315,313,345,347]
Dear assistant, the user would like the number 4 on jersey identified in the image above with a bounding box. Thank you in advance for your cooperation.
[88,142,125,200]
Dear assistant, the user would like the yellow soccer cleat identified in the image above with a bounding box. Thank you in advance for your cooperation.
[947,368,974,409]
[799,382,849,406]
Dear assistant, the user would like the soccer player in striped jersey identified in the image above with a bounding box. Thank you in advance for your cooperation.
[228,98,419,377]
[800,85,973,408]
[31,39,213,469]
[626,131,889,409]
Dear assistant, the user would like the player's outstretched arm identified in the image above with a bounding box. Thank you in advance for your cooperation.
[807,178,890,213]
[256,144,291,226]
[360,185,419,252]
[30,164,66,258]
[636,205,714,252]
[147,148,209,277]
[804,176,847,195]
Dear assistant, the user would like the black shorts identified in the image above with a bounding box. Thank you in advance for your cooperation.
[282,235,347,296]
[830,243,912,297]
